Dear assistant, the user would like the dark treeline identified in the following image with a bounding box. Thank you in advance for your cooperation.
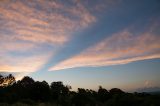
[0,74,160,106]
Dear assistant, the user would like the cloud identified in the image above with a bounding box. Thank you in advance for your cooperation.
[0,0,96,74]
[50,26,160,71]
[0,0,96,45]
[67,0,96,27]
[0,53,52,73]
[144,80,150,87]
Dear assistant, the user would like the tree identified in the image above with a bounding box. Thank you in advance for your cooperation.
[18,76,35,87]
[98,86,110,102]
[50,81,64,100]
[0,74,15,87]
[50,81,71,105]
[0,74,160,106]
[0,74,2,78]
[109,88,124,94]
[15,76,35,100]
[72,88,92,106]
[0,74,4,86]
[30,81,50,102]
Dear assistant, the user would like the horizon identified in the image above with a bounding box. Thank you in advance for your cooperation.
[0,0,160,92]
[1,73,160,93]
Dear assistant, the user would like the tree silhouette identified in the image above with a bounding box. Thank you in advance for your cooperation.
[0,74,3,86]
[110,88,124,95]
[0,74,15,87]
[50,81,71,105]
[18,76,35,87]
[0,74,160,106]
[98,86,110,103]
[30,81,50,102]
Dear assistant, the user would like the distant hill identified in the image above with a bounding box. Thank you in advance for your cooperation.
[136,87,160,94]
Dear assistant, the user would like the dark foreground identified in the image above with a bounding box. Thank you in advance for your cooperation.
[0,74,160,106]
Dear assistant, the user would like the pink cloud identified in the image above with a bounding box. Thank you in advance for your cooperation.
[0,0,96,74]
[0,0,96,45]
[50,29,160,71]
[0,53,52,73]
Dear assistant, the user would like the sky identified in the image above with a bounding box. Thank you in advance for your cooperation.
[0,0,160,92]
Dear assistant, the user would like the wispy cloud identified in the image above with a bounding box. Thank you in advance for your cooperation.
[0,54,50,73]
[50,24,160,71]
[0,0,95,45]
[0,0,96,75]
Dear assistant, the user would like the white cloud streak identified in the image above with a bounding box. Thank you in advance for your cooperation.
[50,27,160,71]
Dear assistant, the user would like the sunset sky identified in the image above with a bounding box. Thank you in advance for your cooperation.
[0,0,160,91]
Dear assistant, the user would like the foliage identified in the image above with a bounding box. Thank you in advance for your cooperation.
[0,74,15,87]
[0,74,160,106]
